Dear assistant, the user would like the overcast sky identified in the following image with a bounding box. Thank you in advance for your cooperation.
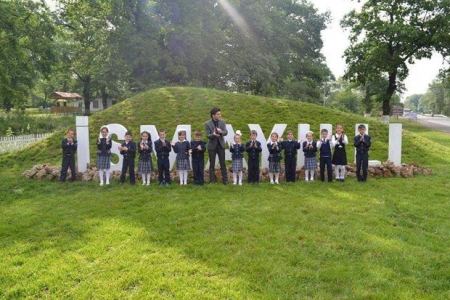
[313,0,447,98]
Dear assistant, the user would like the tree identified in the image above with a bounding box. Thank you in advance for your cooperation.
[56,0,113,115]
[342,0,450,120]
[404,94,423,111]
[0,1,56,111]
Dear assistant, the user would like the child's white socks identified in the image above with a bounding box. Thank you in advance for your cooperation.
[275,173,279,184]
[269,172,274,184]
[146,173,151,185]
[99,169,104,185]
[305,170,310,181]
[105,169,110,185]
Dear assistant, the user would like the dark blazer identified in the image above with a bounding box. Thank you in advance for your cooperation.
[230,143,245,159]
[62,138,78,157]
[205,119,228,150]
[97,137,112,156]
[245,140,262,159]
[302,141,317,158]
[354,134,372,153]
[120,141,136,159]
[267,142,282,162]
[172,140,191,159]
[138,139,153,160]
[281,140,300,158]
[190,140,206,160]
[154,139,172,158]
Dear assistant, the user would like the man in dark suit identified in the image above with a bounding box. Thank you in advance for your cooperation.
[205,107,228,184]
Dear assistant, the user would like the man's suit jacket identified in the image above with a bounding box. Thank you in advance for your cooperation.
[205,119,228,150]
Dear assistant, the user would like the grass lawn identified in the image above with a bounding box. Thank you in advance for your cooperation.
[0,88,449,299]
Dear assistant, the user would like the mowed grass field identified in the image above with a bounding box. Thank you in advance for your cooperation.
[0,88,449,299]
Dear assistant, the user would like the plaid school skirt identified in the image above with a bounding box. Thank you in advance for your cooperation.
[177,158,190,171]
[138,158,153,174]
[96,154,111,170]
[304,157,317,170]
[232,158,243,172]
[269,161,281,173]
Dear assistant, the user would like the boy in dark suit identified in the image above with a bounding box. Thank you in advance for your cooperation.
[59,129,78,182]
[154,129,172,186]
[317,129,333,182]
[245,130,262,184]
[190,131,206,185]
[118,131,136,185]
[354,124,372,182]
[280,130,301,182]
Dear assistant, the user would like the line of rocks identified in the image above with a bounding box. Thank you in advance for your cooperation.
[23,161,433,182]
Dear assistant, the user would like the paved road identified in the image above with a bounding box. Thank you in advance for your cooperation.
[417,115,450,134]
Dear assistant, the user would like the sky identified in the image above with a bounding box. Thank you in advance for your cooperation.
[312,0,447,98]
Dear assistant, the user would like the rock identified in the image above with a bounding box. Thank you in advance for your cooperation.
[22,169,39,179]
[392,167,402,176]
[382,169,392,178]
[401,167,414,178]
[35,169,48,180]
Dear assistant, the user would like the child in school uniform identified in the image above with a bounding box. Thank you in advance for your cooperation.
[302,131,317,181]
[354,124,372,182]
[317,129,333,182]
[245,130,262,184]
[280,130,301,183]
[155,129,172,186]
[267,132,282,184]
[190,131,206,185]
[332,124,348,182]
[230,132,245,185]
[138,131,153,186]
[96,126,112,186]
[118,131,136,185]
[59,129,77,182]
[172,130,191,186]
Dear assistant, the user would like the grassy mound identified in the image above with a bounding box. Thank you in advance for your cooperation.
[2,86,450,170]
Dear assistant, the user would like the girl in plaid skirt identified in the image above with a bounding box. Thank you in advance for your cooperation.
[267,132,282,184]
[172,130,191,185]
[138,131,153,186]
[302,131,317,181]
[96,127,112,186]
[230,132,245,185]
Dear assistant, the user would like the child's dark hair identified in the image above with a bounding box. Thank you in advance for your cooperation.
[66,129,74,134]
[125,131,132,136]
[321,129,328,134]
[141,131,151,140]
[210,107,221,118]
[271,132,279,138]
[178,130,186,136]
[250,130,258,136]
[286,130,294,135]
[158,129,166,134]
[195,130,202,136]
[100,127,109,132]
[358,124,366,130]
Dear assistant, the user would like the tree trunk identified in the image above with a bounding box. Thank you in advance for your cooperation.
[383,71,397,116]
[101,85,108,110]
[364,85,373,115]
[83,75,91,115]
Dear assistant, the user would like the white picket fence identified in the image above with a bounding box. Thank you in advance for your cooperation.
[0,133,53,154]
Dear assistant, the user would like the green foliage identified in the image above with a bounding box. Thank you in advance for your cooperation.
[420,73,450,115]
[342,0,450,115]
[0,0,56,111]
[404,94,423,112]
[0,112,74,136]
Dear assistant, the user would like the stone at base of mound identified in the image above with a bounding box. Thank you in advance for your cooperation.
[23,161,434,182]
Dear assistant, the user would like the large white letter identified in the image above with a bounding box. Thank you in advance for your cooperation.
[389,123,402,166]
[76,116,90,173]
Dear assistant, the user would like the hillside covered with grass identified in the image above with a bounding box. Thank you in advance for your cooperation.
[2,87,450,171]
[1,87,449,299]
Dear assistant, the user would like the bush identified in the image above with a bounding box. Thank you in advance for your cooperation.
[0,112,74,136]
